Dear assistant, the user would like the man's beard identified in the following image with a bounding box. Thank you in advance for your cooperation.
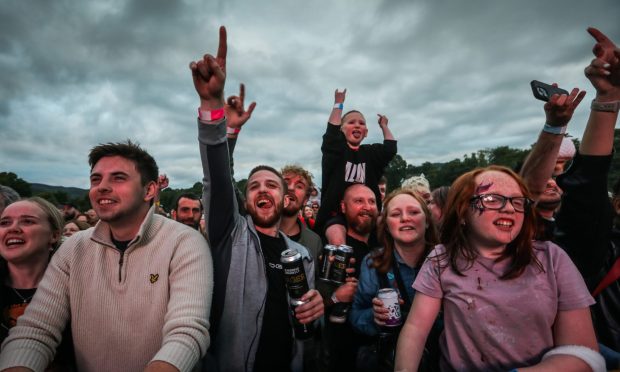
[283,199,302,218]
[537,191,562,211]
[180,218,200,230]
[537,199,561,211]
[248,199,284,228]
[538,182,563,212]
[349,213,375,236]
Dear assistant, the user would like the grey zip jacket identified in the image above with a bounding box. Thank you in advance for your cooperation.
[198,119,314,372]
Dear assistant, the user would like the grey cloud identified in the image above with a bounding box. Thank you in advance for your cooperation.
[1,0,618,189]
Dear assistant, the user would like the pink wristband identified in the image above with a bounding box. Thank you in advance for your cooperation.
[198,107,225,122]
[226,127,241,135]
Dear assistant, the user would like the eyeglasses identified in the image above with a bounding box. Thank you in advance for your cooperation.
[470,194,532,213]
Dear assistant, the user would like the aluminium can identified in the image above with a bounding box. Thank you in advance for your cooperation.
[319,244,338,282]
[289,299,314,340]
[377,288,402,328]
[330,245,353,285]
[281,248,310,300]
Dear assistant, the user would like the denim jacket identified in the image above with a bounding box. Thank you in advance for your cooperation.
[350,250,419,336]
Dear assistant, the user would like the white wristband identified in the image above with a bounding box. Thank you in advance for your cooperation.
[333,103,343,110]
[542,123,567,135]
[226,127,240,135]
[591,99,620,113]
[542,345,605,372]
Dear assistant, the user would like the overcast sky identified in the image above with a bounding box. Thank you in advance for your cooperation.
[1,0,618,190]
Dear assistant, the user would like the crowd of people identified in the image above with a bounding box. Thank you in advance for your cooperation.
[0,25,619,372]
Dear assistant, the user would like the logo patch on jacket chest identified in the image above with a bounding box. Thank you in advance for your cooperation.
[149,274,159,283]
[345,162,366,183]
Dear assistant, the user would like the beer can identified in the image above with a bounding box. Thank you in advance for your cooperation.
[281,248,310,300]
[319,244,337,282]
[290,299,314,340]
[377,288,402,328]
[330,245,353,284]
[328,302,350,324]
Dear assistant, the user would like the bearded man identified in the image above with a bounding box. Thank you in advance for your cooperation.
[322,183,379,372]
[171,193,203,230]
[192,26,323,372]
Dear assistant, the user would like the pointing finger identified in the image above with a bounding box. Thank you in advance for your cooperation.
[587,27,611,45]
[239,83,246,105]
[217,26,227,69]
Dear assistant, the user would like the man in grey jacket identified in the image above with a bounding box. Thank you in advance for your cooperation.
[190,26,324,372]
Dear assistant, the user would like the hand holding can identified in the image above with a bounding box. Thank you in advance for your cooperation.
[330,245,354,284]
[376,288,402,332]
[372,297,390,326]
[290,299,314,340]
[281,248,310,300]
[318,245,337,282]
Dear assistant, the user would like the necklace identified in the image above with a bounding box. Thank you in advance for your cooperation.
[11,287,35,304]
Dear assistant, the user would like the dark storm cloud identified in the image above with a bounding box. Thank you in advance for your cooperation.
[1,0,618,190]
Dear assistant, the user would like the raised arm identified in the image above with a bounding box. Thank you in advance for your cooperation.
[328,88,346,126]
[190,26,236,249]
[153,174,169,213]
[580,27,620,155]
[191,27,226,112]
[225,83,256,141]
[554,27,620,284]
[318,90,349,234]
[225,83,256,181]
[377,114,395,141]
[519,87,585,202]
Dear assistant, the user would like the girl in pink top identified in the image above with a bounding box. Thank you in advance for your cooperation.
[395,166,601,372]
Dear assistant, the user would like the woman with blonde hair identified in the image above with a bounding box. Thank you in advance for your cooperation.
[0,197,75,370]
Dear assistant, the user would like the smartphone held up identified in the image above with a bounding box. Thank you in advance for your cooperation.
[530,80,569,101]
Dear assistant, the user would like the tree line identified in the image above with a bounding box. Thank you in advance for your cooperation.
[2,129,619,211]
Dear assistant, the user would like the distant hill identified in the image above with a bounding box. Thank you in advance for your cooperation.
[30,183,88,200]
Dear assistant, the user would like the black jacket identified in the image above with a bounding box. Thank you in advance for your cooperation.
[555,152,620,351]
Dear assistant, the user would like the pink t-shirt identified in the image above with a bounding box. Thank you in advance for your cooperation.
[413,241,594,371]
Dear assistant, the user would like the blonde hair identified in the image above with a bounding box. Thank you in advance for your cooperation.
[25,197,64,250]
